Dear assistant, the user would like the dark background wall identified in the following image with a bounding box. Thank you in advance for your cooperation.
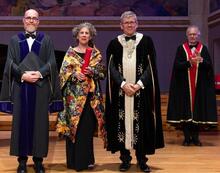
[209,24,220,76]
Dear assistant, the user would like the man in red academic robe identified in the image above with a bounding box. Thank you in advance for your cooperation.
[167,25,218,146]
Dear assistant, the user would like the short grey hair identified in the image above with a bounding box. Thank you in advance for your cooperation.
[120,11,137,23]
[186,25,201,36]
[72,22,97,39]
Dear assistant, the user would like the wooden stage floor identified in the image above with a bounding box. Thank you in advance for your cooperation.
[0,131,220,173]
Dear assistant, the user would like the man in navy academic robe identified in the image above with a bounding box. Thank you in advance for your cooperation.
[0,9,63,173]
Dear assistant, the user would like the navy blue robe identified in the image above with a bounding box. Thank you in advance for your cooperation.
[0,32,63,157]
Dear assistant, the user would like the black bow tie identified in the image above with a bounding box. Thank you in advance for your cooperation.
[189,45,196,49]
[189,42,198,49]
[125,35,136,41]
[25,33,36,39]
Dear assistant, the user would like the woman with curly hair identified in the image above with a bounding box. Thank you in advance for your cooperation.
[56,22,106,171]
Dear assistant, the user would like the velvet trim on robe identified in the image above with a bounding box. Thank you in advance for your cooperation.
[0,32,63,157]
[17,32,44,156]
[0,33,63,113]
[105,34,164,155]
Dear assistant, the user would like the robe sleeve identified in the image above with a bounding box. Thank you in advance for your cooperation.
[138,36,155,87]
[7,38,23,82]
[38,36,57,78]
[43,36,63,112]
[106,40,124,86]
[92,63,106,80]
[90,49,106,80]
[199,45,213,70]
[174,46,192,70]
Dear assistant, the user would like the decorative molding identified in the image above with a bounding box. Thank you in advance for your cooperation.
[208,10,220,28]
[0,16,189,31]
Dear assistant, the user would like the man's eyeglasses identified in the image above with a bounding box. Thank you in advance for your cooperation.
[122,21,136,25]
[24,16,39,22]
[188,33,198,36]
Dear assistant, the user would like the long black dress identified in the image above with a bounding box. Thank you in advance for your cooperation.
[65,52,97,171]
[66,93,96,171]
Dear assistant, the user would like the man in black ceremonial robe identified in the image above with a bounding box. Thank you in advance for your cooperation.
[105,11,164,172]
[0,9,63,173]
[167,25,218,146]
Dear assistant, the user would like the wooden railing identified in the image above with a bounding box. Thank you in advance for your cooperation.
[0,94,219,131]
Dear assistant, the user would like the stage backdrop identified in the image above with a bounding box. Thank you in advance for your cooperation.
[0,0,188,16]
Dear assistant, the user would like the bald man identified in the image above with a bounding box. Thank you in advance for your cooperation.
[0,9,63,173]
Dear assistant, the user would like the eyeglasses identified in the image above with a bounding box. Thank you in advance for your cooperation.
[24,16,39,22]
[122,21,136,25]
[188,33,198,37]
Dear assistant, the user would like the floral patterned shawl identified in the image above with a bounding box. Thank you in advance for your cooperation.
[56,46,106,145]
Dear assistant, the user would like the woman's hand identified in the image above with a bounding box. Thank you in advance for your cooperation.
[75,71,86,81]
[83,67,94,77]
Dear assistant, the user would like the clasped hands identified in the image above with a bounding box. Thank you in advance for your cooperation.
[189,51,203,65]
[21,71,42,83]
[122,83,141,97]
[75,67,94,81]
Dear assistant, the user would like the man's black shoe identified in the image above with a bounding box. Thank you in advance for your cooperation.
[119,161,131,172]
[182,140,191,146]
[17,163,27,173]
[192,139,202,146]
[34,162,45,173]
[138,162,151,172]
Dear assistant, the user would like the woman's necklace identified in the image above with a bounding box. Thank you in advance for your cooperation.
[76,46,87,53]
